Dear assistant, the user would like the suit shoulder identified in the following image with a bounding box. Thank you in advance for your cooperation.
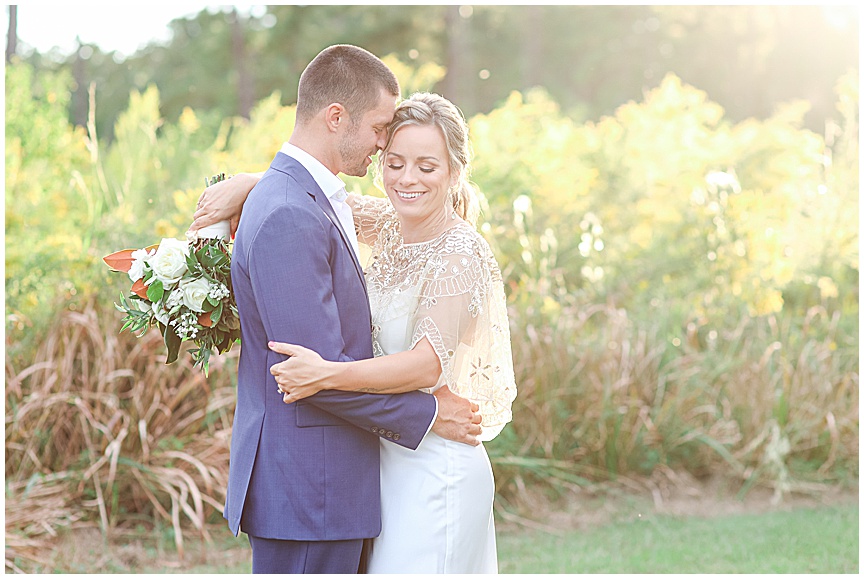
[246,172,319,219]
[239,186,322,251]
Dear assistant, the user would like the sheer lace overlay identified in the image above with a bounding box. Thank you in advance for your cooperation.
[353,196,517,440]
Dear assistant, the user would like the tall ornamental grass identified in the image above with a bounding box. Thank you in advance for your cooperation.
[5,304,236,570]
[494,299,857,508]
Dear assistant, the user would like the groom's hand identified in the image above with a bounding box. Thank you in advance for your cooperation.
[432,385,482,446]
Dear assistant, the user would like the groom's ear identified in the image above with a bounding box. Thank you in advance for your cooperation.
[324,103,347,133]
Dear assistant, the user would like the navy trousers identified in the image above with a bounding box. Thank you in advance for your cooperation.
[248,535,368,574]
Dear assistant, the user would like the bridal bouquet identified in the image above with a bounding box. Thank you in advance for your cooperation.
[103,174,240,375]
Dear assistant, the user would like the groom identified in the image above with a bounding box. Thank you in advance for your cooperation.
[225,45,482,574]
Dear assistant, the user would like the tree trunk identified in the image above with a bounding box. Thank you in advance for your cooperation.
[520,6,544,90]
[441,5,475,113]
[229,8,254,119]
[6,5,17,63]
[72,39,88,127]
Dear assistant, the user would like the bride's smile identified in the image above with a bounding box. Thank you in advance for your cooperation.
[395,190,425,200]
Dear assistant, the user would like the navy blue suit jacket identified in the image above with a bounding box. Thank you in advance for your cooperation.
[223,153,437,540]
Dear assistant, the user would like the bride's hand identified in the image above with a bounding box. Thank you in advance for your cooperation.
[188,173,260,237]
[269,341,337,404]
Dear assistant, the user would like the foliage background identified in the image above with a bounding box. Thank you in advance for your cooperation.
[4,4,859,573]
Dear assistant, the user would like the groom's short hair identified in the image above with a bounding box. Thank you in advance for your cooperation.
[296,44,400,125]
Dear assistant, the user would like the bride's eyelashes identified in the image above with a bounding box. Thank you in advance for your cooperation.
[386,163,436,173]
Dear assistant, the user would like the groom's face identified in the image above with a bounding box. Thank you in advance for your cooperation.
[338,89,397,177]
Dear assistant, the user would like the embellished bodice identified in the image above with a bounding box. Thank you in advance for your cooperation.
[353,196,517,440]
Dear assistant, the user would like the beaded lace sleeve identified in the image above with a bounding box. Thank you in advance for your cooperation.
[351,195,398,249]
[408,226,517,441]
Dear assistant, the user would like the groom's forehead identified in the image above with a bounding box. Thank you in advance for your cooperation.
[367,100,398,124]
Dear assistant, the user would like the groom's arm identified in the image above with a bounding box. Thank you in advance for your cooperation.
[248,201,437,449]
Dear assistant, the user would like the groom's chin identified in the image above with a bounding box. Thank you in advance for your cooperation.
[345,155,374,178]
[344,166,370,178]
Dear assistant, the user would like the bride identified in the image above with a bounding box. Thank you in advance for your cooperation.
[192,92,516,573]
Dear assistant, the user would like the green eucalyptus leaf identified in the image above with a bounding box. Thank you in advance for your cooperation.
[146,279,164,302]
[211,301,224,325]
[186,252,200,271]
[197,244,228,269]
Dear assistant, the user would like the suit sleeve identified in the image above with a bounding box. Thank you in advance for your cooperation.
[247,201,436,449]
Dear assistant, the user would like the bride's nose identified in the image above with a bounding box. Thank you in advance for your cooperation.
[398,168,419,186]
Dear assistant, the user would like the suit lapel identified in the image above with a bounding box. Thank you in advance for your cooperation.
[272,154,368,295]
[310,191,368,294]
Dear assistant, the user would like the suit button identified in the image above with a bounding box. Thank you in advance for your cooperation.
[385,430,393,438]
[393,433,401,441]
[371,426,379,433]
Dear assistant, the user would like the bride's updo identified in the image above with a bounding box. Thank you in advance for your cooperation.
[379,92,480,226]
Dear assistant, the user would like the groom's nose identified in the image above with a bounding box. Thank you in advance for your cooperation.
[375,133,387,152]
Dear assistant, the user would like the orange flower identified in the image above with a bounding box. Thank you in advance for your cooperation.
[103,244,159,273]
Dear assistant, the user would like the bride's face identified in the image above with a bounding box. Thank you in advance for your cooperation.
[382,124,455,224]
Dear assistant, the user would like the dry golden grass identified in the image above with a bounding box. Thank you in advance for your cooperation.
[5,300,858,572]
[497,302,858,509]
[5,302,237,572]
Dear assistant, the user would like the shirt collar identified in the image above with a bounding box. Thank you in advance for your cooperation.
[279,142,346,201]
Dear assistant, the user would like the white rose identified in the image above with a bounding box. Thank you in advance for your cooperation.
[179,277,211,313]
[148,238,188,288]
[152,301,170,326]
[128,248,155,282]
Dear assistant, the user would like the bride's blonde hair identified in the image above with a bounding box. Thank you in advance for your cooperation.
[377,92,480,226]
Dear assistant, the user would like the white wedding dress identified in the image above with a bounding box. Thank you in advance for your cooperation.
[367,285,498,573]
[352,197,517,574]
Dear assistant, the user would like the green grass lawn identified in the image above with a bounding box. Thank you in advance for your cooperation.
[497,504,859,574]
[21,502,858,573]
